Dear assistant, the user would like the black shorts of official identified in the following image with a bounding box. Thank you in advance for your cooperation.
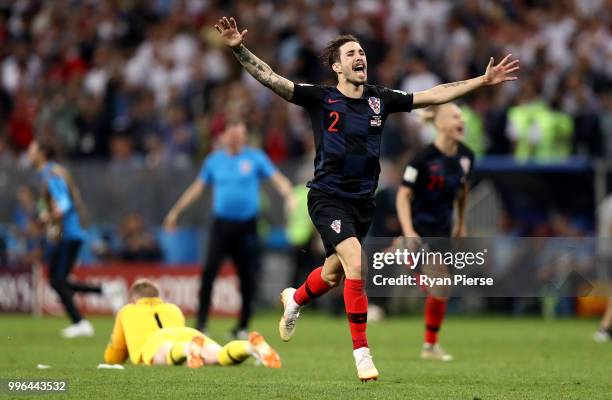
[307,188,375,258]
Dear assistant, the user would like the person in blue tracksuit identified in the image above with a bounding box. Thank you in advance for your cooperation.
[164,120,296,338]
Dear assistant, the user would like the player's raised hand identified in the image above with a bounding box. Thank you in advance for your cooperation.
[214,16,247,48]
[482,54,520,86]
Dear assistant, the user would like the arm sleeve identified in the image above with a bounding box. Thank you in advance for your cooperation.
[401,156,423,189]
[47,176,72,214]
[255,150,277,180]
[104,311,128,364]
[380,87,414,114]
[288,83,325,108]
[198,156,213,185]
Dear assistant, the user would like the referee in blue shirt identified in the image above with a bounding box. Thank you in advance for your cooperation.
[164,120,295,338]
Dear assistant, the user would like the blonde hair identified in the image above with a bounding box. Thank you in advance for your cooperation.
[130,279,160,299]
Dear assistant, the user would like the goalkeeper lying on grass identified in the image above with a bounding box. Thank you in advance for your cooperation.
[103,279,281,368]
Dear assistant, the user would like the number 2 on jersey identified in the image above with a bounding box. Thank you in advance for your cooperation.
[328,111,340,133]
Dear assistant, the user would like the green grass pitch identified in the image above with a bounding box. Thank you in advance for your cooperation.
[1,312,610,399]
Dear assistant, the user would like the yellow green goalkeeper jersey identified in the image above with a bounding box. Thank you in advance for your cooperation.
[104,297,186,364]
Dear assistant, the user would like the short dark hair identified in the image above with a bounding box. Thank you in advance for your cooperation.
[320,34,360,70]
[36,136,59,161]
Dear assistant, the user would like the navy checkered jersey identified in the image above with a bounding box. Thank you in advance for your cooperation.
[290,83,414,199]
[401,142,475,235]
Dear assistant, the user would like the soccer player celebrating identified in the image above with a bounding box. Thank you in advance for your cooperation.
[27,138,123,338]
[104,279,281,368]
[396,104,474,361]
[164,120,295,338]
[214,16,518,381]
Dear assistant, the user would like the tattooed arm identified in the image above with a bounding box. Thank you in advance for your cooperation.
[412,55,520,108]
[215,16,293,101]
[232,45,294,100]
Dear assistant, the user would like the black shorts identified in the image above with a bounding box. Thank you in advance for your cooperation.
[414,223,451,238]
[307,188,375,258]
[412,224,452,258]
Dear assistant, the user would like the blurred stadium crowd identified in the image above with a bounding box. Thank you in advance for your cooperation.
[0,0,610,167]
[1,0,611,269]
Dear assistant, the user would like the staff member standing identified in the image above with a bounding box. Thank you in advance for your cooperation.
[164,120,295,338]
[27,138,123,338]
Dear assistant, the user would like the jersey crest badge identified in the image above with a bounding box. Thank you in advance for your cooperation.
[368,97,381,114]
[240,160,252,174]
[460,156,471,175]
[330,219,342,234]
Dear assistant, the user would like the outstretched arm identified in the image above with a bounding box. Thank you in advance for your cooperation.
[104,312,128,364]
[268,171,297,215]
[215,17,294,101]
[163,180,205,231]
[413,55,519,108]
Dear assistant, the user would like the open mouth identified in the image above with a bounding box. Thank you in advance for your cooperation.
[456,126,465,135]
[353,63,366,73]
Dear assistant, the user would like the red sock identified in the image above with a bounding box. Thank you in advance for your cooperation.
[344,279,368,350]
[293,267,332,306]
[424,296,448,345]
